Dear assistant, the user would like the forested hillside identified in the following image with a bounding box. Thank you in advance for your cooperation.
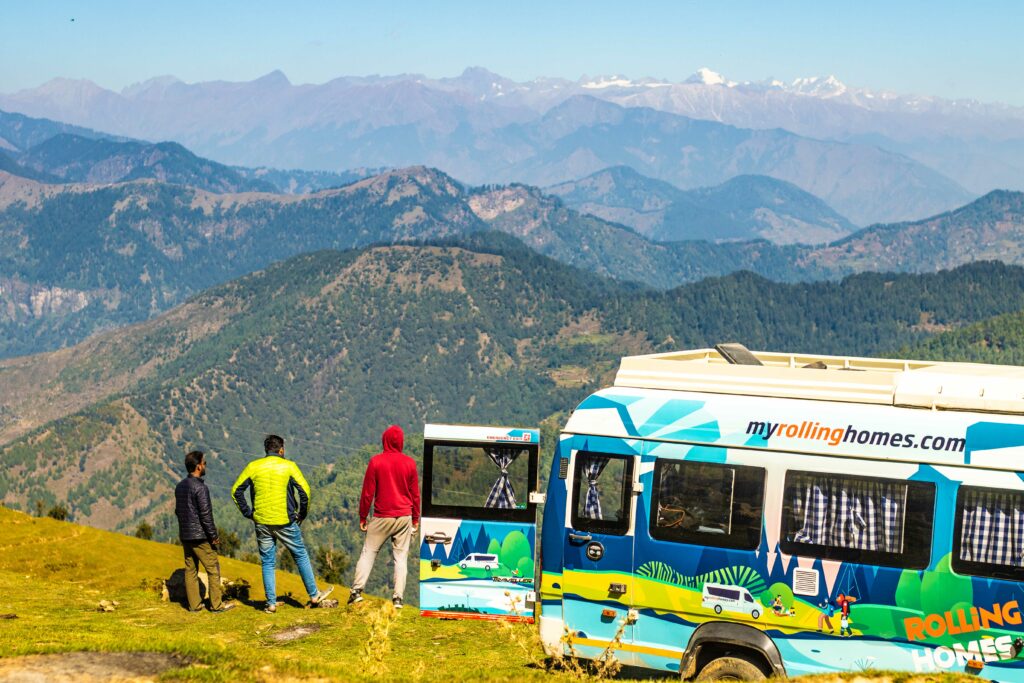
[549,167,856,244]
[3,235,1024,551]
[906,309,1024,365]
[15,134,278,192]
[4,162,1023,358]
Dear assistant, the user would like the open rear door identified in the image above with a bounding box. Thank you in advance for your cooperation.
[419,423,540,622]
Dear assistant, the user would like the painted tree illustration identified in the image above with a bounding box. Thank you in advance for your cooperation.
[500,530,531,572]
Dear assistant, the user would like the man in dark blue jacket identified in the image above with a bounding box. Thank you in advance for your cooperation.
[175,450,234,612]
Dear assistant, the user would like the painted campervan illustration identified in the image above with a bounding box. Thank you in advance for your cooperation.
[536,350,1024,680]
[701,583,762,619]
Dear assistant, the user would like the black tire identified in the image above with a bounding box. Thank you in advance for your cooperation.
[460,563,467,569]
[695,656,766,682]
[484,564,492,571]
[713,604,723,614]
[751,609,760,620]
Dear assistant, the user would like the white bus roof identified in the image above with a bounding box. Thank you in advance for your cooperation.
[614,348,1024,415]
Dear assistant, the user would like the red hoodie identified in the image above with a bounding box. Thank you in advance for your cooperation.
[359,425,421,525]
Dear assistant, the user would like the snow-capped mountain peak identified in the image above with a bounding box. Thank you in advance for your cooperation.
[685,68,736,87]
[790,74,848,97]
[580,75,637,90]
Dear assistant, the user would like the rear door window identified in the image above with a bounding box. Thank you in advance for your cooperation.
[570,451,634,535]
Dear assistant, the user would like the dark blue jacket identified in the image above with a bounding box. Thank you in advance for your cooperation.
[175,475,218,542]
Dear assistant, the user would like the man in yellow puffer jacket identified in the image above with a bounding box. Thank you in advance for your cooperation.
[232,434,334,612]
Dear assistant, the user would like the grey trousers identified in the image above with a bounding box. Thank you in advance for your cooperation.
[352,516,413,599]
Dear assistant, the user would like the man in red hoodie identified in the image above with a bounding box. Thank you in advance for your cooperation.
[348,424,420,609]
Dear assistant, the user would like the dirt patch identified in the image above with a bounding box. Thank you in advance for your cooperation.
[0,652,188,682]
[268,623,323,643]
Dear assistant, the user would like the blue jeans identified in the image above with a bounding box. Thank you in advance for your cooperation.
[254,522,319,606]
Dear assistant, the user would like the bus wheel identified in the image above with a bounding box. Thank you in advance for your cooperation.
[695,656,766,681]
[713,605,722,614]
[751,609,760,620]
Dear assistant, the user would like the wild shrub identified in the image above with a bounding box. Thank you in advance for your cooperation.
[360,603,399,677]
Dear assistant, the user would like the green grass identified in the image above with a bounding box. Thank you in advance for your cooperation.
[0,506,570,681]
[0,506,981,682]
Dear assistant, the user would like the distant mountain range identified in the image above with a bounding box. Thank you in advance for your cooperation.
[1,160,1022,358]
[549,166,857,244]
[0,69,998,225]
[0,110,376,195]
[3,235,1023,534]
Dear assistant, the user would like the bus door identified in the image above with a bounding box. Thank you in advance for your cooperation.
[561,447,638,655]
[418,423,540,622]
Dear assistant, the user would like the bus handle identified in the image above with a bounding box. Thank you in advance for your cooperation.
[568,532,592,543]
[425,532,453,544]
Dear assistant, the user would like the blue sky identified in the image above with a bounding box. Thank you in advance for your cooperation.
[3,0,1023,105]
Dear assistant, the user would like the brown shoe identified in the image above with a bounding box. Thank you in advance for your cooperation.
[210,602,237,613]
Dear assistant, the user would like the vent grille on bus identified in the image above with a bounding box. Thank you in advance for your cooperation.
[792,568,820,596]
[558,458,570,479]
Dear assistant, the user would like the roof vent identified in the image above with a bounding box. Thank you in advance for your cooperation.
[715,342,763,366]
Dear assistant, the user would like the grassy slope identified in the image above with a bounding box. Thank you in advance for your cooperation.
[0,505,562,681]
[0,506,978,683]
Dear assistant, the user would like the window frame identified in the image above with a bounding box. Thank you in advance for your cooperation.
[421,439,539,523]
[952,484,1024,582]
[649,459,766,551]
[779,470,935,570]
[570,451,635,536]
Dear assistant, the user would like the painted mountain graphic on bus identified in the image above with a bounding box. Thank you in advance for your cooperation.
[420,521,534,578]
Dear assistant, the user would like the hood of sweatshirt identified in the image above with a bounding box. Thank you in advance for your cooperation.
[382,424,404,453]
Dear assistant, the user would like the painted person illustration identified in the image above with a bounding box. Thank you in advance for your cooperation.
[837,593,858,637]
[772,595,785,615]
[817,598,836,633]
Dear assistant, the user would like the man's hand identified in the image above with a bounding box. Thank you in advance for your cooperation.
[211,537,220,546]
[360,520,368,532]
[411,522,419,533]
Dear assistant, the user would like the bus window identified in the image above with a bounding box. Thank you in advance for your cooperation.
[570,452,633,535]
[780,472,934,569]
[953,485,1024,581]
[423,442,535,522]
[650,460,764,550]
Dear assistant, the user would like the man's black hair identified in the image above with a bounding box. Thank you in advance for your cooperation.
[185,450,205,474]
[264,434,284,455]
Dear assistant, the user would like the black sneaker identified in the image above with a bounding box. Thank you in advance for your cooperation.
[347,589,363,605]
[392,597,403,610]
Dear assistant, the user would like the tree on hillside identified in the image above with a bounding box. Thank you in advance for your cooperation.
[134,521,154,540]
[216,528,241,558]
[315,545,350,584]
[47,505,68,521]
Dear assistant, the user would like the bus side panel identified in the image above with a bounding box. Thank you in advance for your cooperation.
[628,442,1024,680]
[538,434,571,654]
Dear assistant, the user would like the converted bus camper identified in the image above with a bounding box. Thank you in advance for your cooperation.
[418,346,1024,680]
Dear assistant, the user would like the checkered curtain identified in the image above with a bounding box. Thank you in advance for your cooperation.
[484,448,523,509]
[791,476,906,552]
[584,456,610,520]
[960,489,1024,566]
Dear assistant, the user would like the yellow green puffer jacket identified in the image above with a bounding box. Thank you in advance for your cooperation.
[231,455,311,525]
